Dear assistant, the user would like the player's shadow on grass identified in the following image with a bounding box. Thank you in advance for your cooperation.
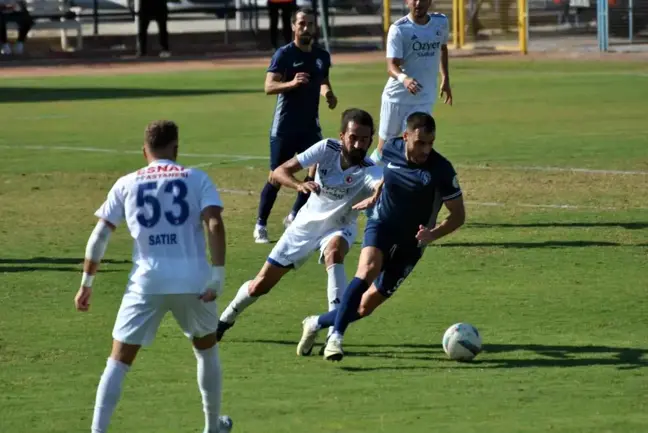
[240,339,648,371]
[345,342,648,371]
[0,87,262,103]
[0,256,129,273]
[469,222,648,230]
[438,240,630,248]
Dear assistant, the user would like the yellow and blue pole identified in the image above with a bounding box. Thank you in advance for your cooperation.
[452,0,460,48]
[383,0,391,49]
[518,0,528,54]
[458,0,465,48]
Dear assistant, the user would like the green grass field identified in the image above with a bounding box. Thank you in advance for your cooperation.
[1,58,647,433]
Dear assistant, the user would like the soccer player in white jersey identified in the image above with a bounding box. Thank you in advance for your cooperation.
[74,121,233,433]
[216,108,382,350]
[370,0,453,164]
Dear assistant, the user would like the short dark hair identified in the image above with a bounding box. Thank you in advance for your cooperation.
[340,108,374,135]
[145,120,178,150]
[292,7,314,24]
[406,112,436,134]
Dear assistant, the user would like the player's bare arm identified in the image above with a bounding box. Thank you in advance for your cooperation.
[320,77,337,110]
[439,44,452,105]
[387,57,422,95]
[264,71,309,95]
[352,179,384,211]
[272,157,321,194]
[415,196,465,245]
[201,205,226,302]
[74,218,116,312]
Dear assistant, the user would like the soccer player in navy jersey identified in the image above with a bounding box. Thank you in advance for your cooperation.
[255,7,338,244]
[296,112,466,361]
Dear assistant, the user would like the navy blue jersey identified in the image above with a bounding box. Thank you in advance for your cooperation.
[369,137,462,239]
[267,42,331,137]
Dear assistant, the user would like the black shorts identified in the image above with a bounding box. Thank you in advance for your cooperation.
[269,133,322,170]
[362,219,423,298]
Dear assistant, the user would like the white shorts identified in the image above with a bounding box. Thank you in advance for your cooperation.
[112,287,219,346]
[268,223,357,269]
[379,99,434,140]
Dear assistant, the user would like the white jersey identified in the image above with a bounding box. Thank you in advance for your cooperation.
[293,139,382,234]
[382,13,449,105]
[95,159,223,295]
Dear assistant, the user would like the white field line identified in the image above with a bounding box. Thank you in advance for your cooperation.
[218,189,647,211]
[0,144,267,161]
[1,142,644,210]
[3,143,646,176]
[0,144,648,176]
[455,164,648,176]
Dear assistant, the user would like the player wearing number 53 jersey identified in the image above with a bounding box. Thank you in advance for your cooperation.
[74,121,232,433]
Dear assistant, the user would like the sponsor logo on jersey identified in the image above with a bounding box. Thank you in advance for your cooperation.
[412,40,441,57]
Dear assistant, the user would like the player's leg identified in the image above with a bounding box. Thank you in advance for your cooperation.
[171,296,232,433]
[268,1,280,49]
[371,99,403,164]
[216,261,291,340]
[358,243,423,316]
[219,226,316,340]
[321,245,384,360]
[91,290,165,433]
[255,136,289,243]
[280,2,293,45]
[296,230,352,356]
[322,234,350,315]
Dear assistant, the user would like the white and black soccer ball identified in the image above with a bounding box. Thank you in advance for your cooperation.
[442,323,482,361]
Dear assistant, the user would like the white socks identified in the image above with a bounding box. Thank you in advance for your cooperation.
[194,345,222,433]
[91,358,130,433]
[326,264,347,337]
[220,281,258,324]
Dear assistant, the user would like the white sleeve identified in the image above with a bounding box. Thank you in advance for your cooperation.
[386,25,404,59]
[94,178,126,227]
[363,165,384,192]
[199,172,223,211]
[296,139,329,169]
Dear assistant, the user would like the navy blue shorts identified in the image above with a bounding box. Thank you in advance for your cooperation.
[269,133,322,170]
[362,220,423,298]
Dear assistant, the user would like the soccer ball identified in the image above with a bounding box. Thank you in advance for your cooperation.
[442,323,482,361]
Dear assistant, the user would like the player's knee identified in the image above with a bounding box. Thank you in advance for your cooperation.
[110,340,140,366]
[324,246,345,266]
[357,260,380,281]
[248,278,272,296]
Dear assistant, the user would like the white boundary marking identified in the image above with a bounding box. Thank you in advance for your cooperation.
[217,188,646,211]
[455,164,648,176]
[3,143,646,176]
[1,143,644,211]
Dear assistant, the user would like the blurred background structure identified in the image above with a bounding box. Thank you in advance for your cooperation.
[0,0,646,60]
